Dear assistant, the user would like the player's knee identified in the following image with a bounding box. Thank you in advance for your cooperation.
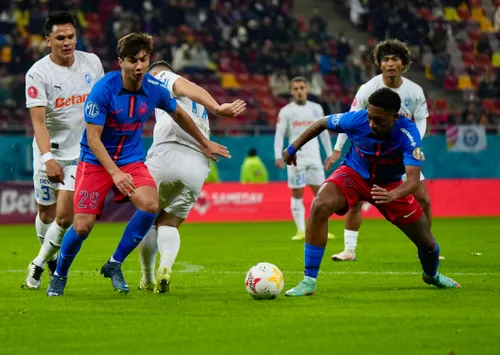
[350,201,363,213]
[141,198,159,214]
[38,207,56,224]
[55,214,73,229]
[73,217,95,237]
[310,196,336,219]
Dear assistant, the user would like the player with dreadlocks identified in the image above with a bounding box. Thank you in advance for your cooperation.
[325,39,431,262]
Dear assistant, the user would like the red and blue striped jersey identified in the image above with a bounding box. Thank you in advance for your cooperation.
[80,71,177,166]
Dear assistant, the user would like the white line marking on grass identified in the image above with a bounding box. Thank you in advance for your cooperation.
[2,270,497,276]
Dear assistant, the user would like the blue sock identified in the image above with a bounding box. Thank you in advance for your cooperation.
[112,209,156,263]
[304,243,325,279]
[418,241,440,277]
[56,226,87,277]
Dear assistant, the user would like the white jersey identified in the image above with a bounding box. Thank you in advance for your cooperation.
[150,70,210,153]
[274,101,333,162]
[350,74,428,138]
[25,51,104,161]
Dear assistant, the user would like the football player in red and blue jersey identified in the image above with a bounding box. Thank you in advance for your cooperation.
[282,88,460,297]
[47,33,229,296]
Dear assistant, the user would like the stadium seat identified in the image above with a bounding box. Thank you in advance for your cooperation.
[469,30,481,42]
[220,73,240,89]
[492,52,500,67]
[482,98,495,112]
[425,65,435,80]
[480,17,494,32]
[444,7,461,22]
[434,98,448,110]
[457,5,471,21]
[444,75,458,91]
[463,52,475,67]
[471,6,484,22]
[458,75,474,90]
[419,8,432,21]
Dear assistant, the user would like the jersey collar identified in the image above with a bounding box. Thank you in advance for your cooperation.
[117,71,149,97]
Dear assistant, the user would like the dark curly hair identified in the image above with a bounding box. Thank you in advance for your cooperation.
[368,88,401,113]
[373,39,412,73]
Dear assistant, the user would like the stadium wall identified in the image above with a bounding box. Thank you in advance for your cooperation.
[1,135,500,181]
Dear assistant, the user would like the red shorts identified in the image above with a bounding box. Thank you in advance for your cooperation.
[74,161,156,216]
[325,165,423,225]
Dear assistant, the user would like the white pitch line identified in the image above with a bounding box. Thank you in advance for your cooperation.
[2,270,497,276]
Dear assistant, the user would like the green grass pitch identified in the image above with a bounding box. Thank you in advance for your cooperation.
[1,218,499,354]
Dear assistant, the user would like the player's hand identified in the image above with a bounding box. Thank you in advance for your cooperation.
[215,100,246,117]
[282,150,297,166]
[112,171,135,196]
[324,150,341,171]
[275,159,285,169]
[371,185,395,204]
[202,141,231,162]
[45,159,65,184]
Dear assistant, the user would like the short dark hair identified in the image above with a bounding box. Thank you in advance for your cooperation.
[148,60,175,73]
[373,39,412,72]
[290,76,307,85]
[368,88,401,113]
[248,148,257,157]
[116,33,153,60]
[44,11,76,37]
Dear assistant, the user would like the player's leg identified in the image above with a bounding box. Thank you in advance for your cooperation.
[138,224,158,291]
[331,202,362,261]
[413,176,432,227]
[396,216,460,288]
[31,162,77,278]
[288,161,307,240]
[24,166,57,289]
[307,163,334,240]
[373,182,459,289]
[102,162,158,293]
[47,162,112,296]
[286,166,361,297]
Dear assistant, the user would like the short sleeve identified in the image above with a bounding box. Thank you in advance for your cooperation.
[93,55,105,81]
[350,84,370,112]
[156,71,182,98]
[84,84,109,126]
[401,125,423,167]
[327,111,356,133]
[156,84,177,113]
[25,71,47,108]
[413,87,429,122]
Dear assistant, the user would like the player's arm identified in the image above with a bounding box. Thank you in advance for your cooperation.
[413,88,429,159]
[84,91,135,195]
[372,129,423,204]
[333,85,368,158]
[273,109,288,169]
[316,105,334,169]
[172,77,245,117]
[26,72,65,183]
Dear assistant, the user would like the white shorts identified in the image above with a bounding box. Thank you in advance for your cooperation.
[33,153,77,206]
[286,159,325,189]
[402,171,425,182]
[145,143,210,219]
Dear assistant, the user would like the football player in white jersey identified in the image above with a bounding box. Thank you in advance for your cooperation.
[328,39,431,261]
[274,77,334,241]
[137,61,245,292]
[23,12,104,289]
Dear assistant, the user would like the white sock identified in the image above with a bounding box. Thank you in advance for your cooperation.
[33,222,66,267]
[344,229,358,252]
[138,226,158,284]
[35,212,52,245]
[157,226,180,270]
[291,198,305,233]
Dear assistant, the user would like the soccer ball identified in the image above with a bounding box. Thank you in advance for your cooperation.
[245,262,284,300]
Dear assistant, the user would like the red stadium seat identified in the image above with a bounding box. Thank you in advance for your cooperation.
[463,52,475,67]
[444,75,458,91]
[482,98,495,112]
[434,98,448,110]
[236,73,251,86]
[459,42,474,53]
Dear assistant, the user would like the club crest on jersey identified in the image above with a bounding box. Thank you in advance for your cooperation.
[85,101,100,118]
[404,98,410,107]
[84,73,92,84]
[137,102,149,117]
[28,86,38,99]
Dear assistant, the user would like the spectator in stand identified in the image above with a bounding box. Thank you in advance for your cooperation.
[461,103,478,124]
[307,67,324,102]
[270,69,291,99]
[335,34,352,64]
[339,57,362,92]
[477,74,495,100]
[477,33,492,57]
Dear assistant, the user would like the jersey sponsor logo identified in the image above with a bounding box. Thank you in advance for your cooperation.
[400,128,417,147]
[106,117,143,131]
[292,120,315,128]
[85,100,100,118]
[56,94,90,109]
[412,147,422,160]
[28,86,38,99]
[137,102,149,117]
